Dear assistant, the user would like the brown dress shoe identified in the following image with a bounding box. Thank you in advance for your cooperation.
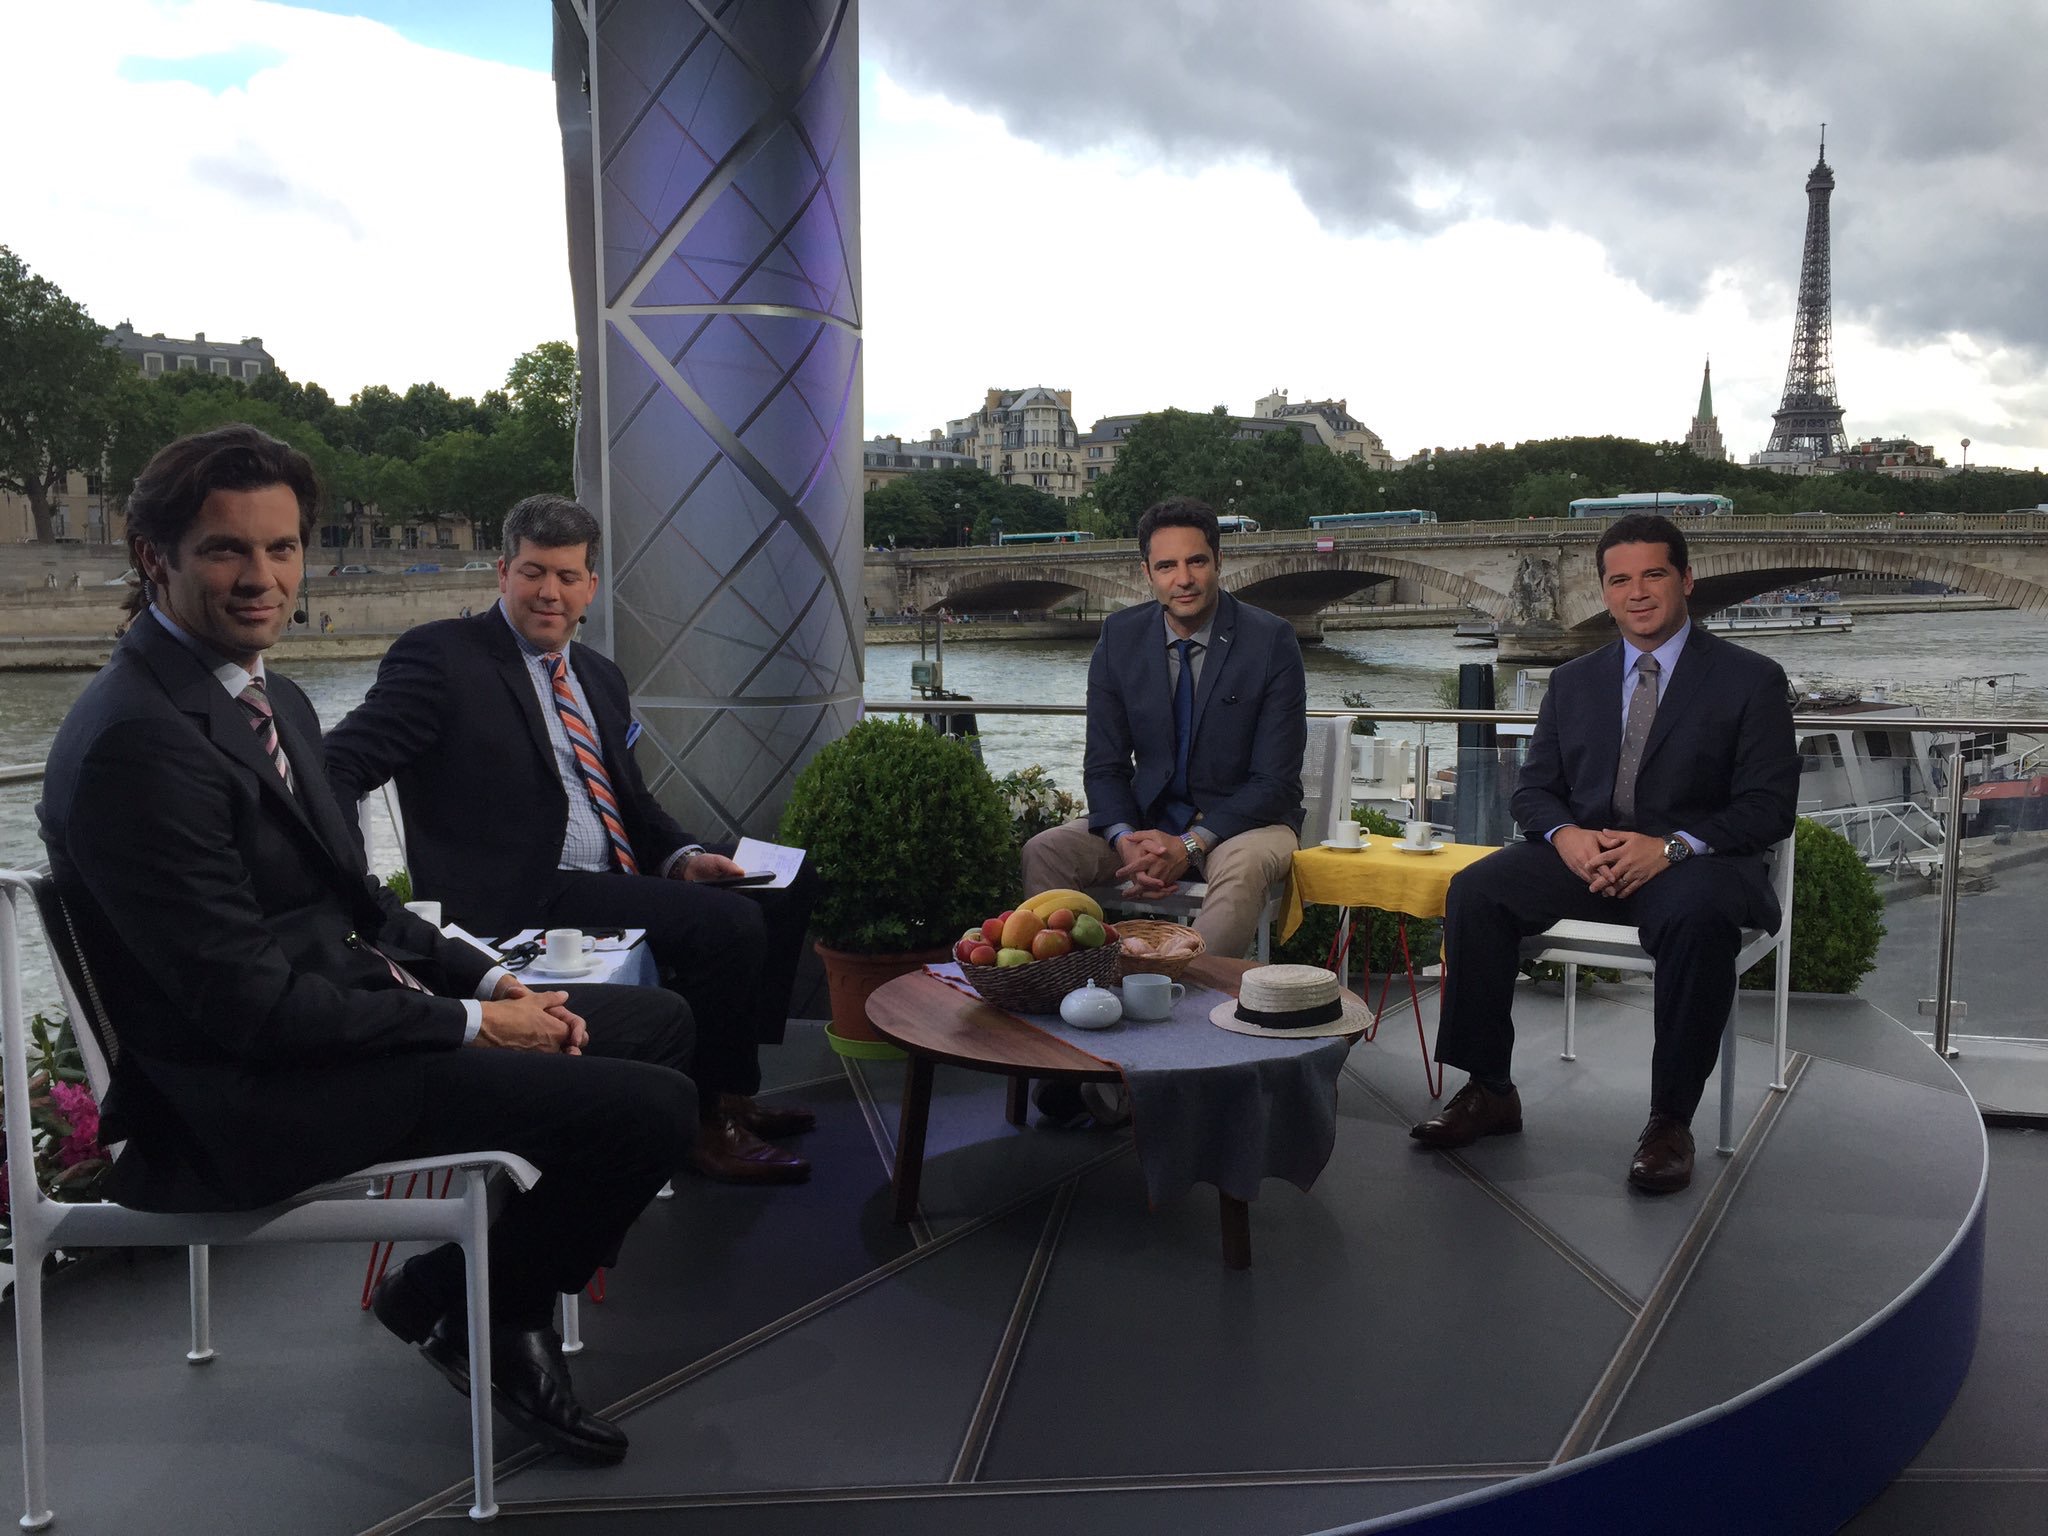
[719,1092,817,1139]
[1409,1080,1523,1149]
[1628,1115,1695,1193]
[690,1114,812,1184]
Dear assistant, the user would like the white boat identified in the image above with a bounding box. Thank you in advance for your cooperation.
[1704,598,1853,636]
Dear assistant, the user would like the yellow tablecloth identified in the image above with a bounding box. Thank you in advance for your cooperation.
[1281,840,1502,940]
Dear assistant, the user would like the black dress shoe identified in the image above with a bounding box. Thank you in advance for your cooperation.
[1628,1115,1695,1194]
[689,1114,812,1183]
[720,1092,818,1138]
[1409,1080,1523,1149]
[1032,1079,1089,1128]
[489,1326,630,1465]
[410,1318,629,1466]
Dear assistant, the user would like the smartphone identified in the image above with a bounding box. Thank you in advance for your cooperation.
[702,871,776,888]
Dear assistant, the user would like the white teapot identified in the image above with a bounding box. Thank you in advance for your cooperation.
[1059,979,1123,1030]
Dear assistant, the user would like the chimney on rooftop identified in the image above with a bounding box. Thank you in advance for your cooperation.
[193,331,206,343]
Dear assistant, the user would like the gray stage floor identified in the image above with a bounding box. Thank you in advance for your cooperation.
[0,980,2027,1536]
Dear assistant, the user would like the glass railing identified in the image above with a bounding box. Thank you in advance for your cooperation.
[868,700,2048,1091]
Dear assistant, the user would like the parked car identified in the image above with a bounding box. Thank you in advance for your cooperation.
[328,563,379,576]
[458,559,496,571]
[400,561,442,575]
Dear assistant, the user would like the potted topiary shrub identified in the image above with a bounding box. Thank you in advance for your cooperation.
[1742,817,1886,993]
[779,716,1019,1054]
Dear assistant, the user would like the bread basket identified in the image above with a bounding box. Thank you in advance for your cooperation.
[1113,919,1207,980]
[958,941,1122,1014]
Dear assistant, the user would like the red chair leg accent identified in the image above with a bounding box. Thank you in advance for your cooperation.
[585,1268,606,1303]
[1394,921,1444,1098]
[359,1172,422,1309]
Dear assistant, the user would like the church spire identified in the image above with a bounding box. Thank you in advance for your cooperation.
[1685,356,1728,462]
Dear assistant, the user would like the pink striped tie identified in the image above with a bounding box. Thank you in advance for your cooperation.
[236,678,295,793]
[543,653,640,875]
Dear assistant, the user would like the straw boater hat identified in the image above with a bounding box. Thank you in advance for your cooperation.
[1211,964,1372,1039]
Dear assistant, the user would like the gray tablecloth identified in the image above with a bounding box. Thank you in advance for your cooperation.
[927,964,1353,1207]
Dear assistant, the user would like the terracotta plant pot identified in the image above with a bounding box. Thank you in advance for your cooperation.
[813,941,951,1058]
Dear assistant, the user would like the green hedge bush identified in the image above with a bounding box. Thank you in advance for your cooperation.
[778,717,1018,954]
[1742,817,1885,994]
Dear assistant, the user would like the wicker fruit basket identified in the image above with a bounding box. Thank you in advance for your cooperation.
[1113,920,1207,980]
[959,941,1122,1014]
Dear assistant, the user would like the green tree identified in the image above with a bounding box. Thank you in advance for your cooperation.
[506,341,579,435]
[863,478,946,548]
[0,247,133,541]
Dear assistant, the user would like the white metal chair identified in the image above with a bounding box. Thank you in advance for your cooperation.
[3,871,537,1526]
[1090,715,1355,961]
[1518,832,1797,1156]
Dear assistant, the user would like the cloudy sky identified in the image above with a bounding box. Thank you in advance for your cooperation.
[4,0,2042,471]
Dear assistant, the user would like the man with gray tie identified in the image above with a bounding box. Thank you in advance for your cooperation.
[1411,514,1798,1192]
[1021,497,1306,961]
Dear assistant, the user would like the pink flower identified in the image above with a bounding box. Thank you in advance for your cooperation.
[45,1082,104,1170]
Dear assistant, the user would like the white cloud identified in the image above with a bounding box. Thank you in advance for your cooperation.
[0,0,571,402]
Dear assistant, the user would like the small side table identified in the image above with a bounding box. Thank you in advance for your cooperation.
[1283,840,1499,1096]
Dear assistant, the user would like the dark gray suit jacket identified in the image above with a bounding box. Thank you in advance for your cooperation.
[1082,589,1307,844]
[37,612,493,1211]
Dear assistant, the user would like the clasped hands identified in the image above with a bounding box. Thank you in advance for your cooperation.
[1552,825,1668,900]
[478,974,588,1054]
[1115,828,1194,897]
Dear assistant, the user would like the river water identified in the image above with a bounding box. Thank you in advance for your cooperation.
[4,608,2048,1014]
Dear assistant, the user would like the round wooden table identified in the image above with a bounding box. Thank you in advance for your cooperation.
[866,955,1352,1269]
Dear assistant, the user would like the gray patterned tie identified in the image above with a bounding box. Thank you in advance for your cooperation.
[1612,653,1660,829]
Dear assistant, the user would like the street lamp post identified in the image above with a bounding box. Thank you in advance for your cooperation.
[990,514,1003,548]
[1961,438,1971,472]
[955,501,964,546]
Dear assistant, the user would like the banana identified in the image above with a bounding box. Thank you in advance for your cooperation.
[1021,888,1104,922]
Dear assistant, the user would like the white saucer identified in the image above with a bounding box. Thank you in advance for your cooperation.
[1319,839,1371,852]
[1393,841,1443,855]
[521,958,599,979]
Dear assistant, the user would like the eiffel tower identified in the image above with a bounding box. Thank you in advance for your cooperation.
[1764,130,1848,458]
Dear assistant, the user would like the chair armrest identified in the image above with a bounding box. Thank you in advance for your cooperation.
[313,1151,543,1199]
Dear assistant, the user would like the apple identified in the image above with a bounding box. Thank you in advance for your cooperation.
[968,944,997,967]
[995,947,1034,968]
[1070,914,1106,950]
[962,926,986,945]
[953,937,980,964]
[1100,923,1119,943]
[1045,908,1077,932]
[982,914,1009,947]
[1030,929,1074,960]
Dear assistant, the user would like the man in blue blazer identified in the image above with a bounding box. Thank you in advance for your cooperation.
[1411,514,1798,1192]
[1022,498,1306,961]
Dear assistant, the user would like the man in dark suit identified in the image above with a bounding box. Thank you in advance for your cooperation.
[1022,497,1306,961]
[1411,513,1799,1192]
[39,424,695,1463]
[324,495,817,1185]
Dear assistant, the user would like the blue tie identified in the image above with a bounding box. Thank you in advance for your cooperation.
[1161,638,1197,834]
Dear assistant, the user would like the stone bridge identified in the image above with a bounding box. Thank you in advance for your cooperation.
[862,514,2048,660]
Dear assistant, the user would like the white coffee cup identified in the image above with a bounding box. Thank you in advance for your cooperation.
[403,899,443,928]
[1404,819,1434,848]
[543,928,588,970]
[1121,972,1186,1021]
[1330,820,1362,848]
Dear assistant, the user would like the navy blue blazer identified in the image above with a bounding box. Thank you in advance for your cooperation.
[324,608,696,934]
[1511,626,1799,918]
[1082,589,1307,844]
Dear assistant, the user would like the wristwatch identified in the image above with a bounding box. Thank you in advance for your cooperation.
[1662,835,1693,866]
[1180,832,1205,866]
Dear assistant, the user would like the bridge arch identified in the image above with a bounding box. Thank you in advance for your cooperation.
[1225,552,1505,618]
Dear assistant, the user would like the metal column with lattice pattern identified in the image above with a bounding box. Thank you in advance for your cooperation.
[555,0,863,841]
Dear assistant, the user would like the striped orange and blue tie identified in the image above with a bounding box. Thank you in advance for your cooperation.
[543,652,640,875]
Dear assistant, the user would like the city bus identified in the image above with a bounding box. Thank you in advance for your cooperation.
[996,529,1097,545]
[1307,508,1439,529]
[1215,513,1262,534]
[1567,493,1734,518]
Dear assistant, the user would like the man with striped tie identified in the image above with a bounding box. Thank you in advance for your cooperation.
[325,496,819,1185]
[41,425,694,1463]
